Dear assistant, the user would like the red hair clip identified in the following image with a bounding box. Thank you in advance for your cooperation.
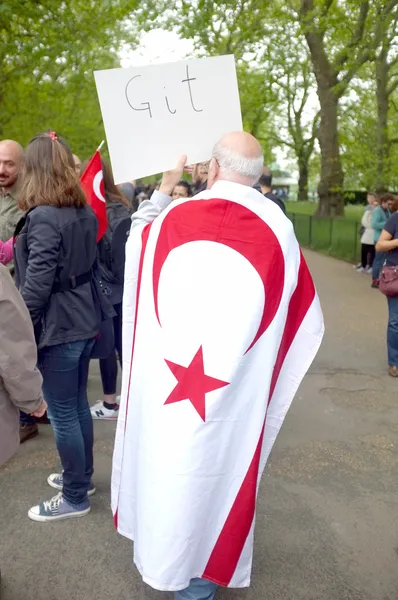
[48,130,58,141]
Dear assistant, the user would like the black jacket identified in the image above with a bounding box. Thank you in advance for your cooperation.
[264,191,286,214]
[14,204,100,349]
[97,201,132,305]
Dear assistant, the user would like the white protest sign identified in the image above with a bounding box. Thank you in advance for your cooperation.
[94,55,242,183]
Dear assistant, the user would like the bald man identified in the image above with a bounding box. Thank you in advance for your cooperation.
[0,140,24,263]
[113,131,324,600]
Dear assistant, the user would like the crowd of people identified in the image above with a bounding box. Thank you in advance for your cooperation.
[355,191,398,376]
[356,192,397,284]
[0,125,396,599]
[0,128,313,600]
[0,132,288,514]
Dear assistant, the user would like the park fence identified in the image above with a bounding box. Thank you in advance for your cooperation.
[288,213,360,263]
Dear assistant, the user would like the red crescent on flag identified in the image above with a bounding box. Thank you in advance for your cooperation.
[152,198,285,353]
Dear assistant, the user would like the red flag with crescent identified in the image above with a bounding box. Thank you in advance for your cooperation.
[80,150,108,241]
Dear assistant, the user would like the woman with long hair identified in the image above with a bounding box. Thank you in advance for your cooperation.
[376,195,398,377]
[90,159,132,420]
[14,132,99,521]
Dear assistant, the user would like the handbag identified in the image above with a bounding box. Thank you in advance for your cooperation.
[90,260,116,359]
[379,264,398,296]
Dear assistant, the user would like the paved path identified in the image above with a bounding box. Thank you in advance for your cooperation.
[1,250,397,600]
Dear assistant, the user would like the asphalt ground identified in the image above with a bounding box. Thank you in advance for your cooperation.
[1,250,397,600]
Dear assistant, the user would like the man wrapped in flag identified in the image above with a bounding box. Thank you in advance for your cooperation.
[112,131,324,600]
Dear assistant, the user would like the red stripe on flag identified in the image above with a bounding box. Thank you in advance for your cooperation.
[202,251,316,585]
[114,224,151,529]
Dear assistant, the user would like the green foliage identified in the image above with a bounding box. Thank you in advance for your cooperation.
[0,0,137,157]
[1,0,398,199]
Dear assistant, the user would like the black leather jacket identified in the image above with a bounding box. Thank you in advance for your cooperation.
[14,204,100,349]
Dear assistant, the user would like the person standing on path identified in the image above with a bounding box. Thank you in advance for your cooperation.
[376,196,398,377]
[0,140,24,270]
[14,132,100,522]
[372,194,394,286]
[112,132,324,600]
[90,159,132,421]
[357,196,378,273]
[258,166,286,214]
[0,264,47,468]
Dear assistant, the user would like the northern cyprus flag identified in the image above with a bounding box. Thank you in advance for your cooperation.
[112,180,324,592]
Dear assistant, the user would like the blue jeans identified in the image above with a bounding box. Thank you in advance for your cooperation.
[387,296,398,366]
[174,579,218,600]
[372,251,386,282]
[38,339,95,505]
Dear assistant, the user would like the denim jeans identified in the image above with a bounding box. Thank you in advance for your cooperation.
[38,339,95,505]
[174,579,218,600]
[372,251,386,282]
[387,296,398,366]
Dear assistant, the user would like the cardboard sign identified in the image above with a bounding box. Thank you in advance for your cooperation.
[94,55,242,183]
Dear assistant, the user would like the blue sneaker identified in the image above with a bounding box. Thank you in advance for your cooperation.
[28,492,90,522]
[47,473,96,497]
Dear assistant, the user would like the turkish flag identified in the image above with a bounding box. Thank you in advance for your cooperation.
[80,150,108,241]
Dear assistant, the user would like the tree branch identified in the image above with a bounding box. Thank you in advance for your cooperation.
[387,76,398,96]
[269,132,296,150]
[333,1,369,71]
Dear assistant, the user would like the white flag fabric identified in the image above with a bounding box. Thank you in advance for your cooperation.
[112,180,324,592]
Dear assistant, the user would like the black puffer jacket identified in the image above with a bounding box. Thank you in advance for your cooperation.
[14,204,100,349]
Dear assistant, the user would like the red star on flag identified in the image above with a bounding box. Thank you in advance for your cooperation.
[164,346,229,422]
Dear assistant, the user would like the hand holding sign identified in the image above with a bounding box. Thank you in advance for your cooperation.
[94,55,242,184]
[159,155,187,196]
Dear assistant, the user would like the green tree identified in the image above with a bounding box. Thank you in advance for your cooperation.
[298,0,398,216]
[0,0,136,153]
[373,6,398,191]
[260,24,319,202]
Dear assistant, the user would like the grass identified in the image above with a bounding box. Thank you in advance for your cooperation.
[286,202,364,262]
[285,201,364,222]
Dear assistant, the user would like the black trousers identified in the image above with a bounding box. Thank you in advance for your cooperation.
[361,243,375,268]
[99,302,122,396]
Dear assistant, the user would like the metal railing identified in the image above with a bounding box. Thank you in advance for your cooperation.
[288,213,360,262]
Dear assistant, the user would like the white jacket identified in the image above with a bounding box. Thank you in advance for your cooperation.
[361,209,374,245]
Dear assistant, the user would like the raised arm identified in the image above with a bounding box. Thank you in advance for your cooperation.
[376,229,398,252]
[130,155,187,231]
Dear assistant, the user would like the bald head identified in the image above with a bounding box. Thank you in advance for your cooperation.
[0,139,24,191]
[208,131,264,188]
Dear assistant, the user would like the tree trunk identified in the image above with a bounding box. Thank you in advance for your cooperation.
[298,160,309,202]
[300,9,345,217]
[316,88,344,217]
[375,47,390,194]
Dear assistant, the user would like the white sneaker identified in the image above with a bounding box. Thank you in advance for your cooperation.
[28,492,90,522]
[356,266,365,273]
[90,399,120,420]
